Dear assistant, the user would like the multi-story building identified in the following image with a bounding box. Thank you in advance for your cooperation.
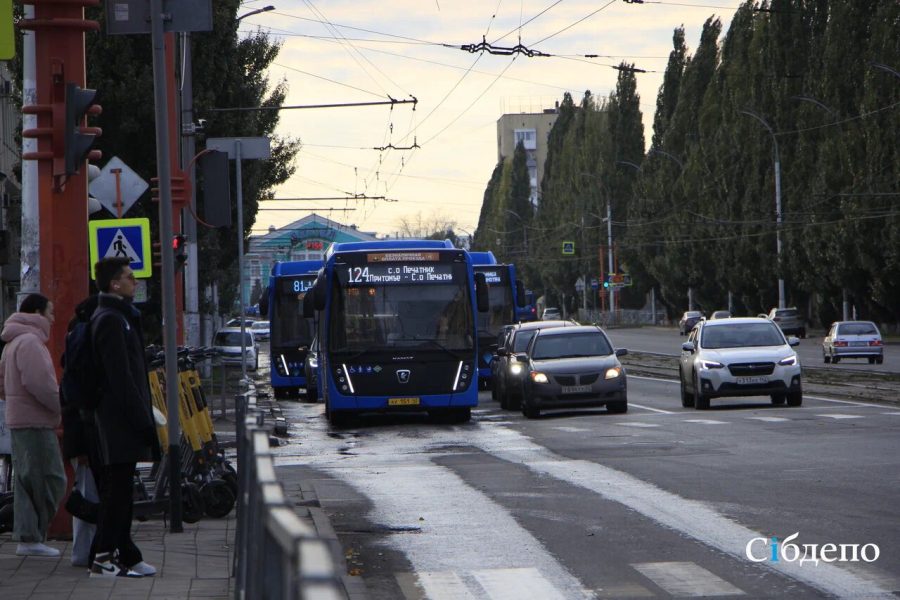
[0,63,21,322]
[496,109,558,208]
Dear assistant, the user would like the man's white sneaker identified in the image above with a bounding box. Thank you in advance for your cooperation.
[16,543,61,557]
[90,553,144,578]
[129,561,157,576]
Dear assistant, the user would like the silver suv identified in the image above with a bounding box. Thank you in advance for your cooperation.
[679,318,802,409]
[767,307,806,338]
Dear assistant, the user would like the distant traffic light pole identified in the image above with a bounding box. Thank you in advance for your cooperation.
[740,109,785,310]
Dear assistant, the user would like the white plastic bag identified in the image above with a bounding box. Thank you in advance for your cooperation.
[70,460,98,567]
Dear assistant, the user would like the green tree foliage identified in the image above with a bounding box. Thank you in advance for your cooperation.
[82,0,300,318]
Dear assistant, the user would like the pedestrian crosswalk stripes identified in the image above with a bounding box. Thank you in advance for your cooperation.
[632,562,745,597]
[393,564,740,599]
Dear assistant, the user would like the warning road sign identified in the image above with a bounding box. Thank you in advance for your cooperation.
[88,218,152,278]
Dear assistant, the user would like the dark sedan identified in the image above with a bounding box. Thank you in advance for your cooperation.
[519,325,628,419]
[494,319,579,410]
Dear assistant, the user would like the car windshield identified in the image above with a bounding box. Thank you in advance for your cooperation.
[837,322,878,335]
[701,323,785,349]
[214,332,253,346]
[251,322,269,330]
[532,332,612,359]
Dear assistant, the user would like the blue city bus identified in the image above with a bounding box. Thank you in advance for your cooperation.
[470,251,526,387]
[306,240,489,426]
[263,260,323,399]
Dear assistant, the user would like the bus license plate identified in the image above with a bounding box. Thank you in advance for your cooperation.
[736,376,767,385]
[388,397,420,406]
[561,385,591,394]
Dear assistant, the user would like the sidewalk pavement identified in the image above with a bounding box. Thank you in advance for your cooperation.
[0,390,360,600]
[0,514,235,600]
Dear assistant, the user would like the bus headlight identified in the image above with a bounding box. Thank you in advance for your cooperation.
[530,371,549,384]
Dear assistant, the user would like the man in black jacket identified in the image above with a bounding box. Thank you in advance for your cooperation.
[89,257,161,578]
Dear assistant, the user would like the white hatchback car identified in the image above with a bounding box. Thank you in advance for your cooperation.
[213,327,258,371]
[250,320,270,341]
[679,317,801,409]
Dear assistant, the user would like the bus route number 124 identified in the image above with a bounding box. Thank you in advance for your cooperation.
[347,266,370,283]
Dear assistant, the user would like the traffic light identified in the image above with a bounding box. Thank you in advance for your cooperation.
[64,83,101,176]
[173,234,188,271]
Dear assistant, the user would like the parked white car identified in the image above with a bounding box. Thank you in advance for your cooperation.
[213,327,258,371]
[679,317,802,409]
[250,320,270,341]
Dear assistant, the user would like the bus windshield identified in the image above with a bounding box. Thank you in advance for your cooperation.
[329,261,474,353]
[271,275,316,349]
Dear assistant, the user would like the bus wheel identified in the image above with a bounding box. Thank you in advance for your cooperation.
[452,407,471,423]
[327,406,351,428]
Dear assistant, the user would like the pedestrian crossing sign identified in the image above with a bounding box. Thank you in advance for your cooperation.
[88,218,152,278]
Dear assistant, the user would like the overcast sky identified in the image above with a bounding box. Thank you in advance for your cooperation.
[239,0,738,238]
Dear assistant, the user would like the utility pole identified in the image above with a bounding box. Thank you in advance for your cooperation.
[181,31,200,347]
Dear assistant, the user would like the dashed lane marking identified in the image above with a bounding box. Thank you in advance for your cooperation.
[683,419,729,425]
[618,422,660,428]
[747,416,791,422]
[816,413,864,420]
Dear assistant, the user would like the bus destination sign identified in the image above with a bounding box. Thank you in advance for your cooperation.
[367,252,440,263]
[343,263,455,285]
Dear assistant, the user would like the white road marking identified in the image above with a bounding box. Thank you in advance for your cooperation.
[816,413,864,420]
[399,571,476,600]
[632,561,744,597]
[627,402,675,414]
[630,375,679,385]
[881,411,900,416]
[618,422,660,428]
[747,416,790,423]
[553,426,593,433]
[805,395,883,407]
[472,567,568,600]
[683,419,729,425]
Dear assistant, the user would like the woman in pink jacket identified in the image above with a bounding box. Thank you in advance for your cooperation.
[0,293,66,557]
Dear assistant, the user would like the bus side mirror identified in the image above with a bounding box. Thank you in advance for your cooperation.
[259,286,269,317]
[515,280,526,308]
[313,279,326,311]
[303,291,315,318]
[474,272,490,313]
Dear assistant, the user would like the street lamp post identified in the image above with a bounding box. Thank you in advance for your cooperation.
[237,5,275,22]
[740,109,785,310]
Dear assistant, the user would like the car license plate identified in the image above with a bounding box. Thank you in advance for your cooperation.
[388,397,420,406]
[736,376,767,385]
[561,385,591,394]
[849,341,867,347]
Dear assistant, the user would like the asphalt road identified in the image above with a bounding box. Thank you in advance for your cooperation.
[606,326,898,373]
[271,381,900,599]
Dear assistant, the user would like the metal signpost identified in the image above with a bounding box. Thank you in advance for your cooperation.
[205,137,271,381]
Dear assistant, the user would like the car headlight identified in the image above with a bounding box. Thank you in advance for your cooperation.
[308,355,318,369]
[605,367,622,379]
[700,359,724,370]
[510,363,524,376]
[778,355,797,366]
[530,372,549,384]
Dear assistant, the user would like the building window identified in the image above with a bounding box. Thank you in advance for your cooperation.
[514,128,537,151]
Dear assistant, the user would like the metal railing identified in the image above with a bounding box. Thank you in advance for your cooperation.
[235,389,345,599]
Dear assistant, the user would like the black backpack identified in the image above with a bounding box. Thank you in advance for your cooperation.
[61,317,101,411]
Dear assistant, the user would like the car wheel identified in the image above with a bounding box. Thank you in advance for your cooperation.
[787,390,802,407]
[823,353,831,364]
[680,375,694,408]
[499,384,509,410]
[800,329,806,339]
[868,357,875,364]
[508,389,522,411]
[832,356,840,364]
[771,394,786,405]
[876,356,884,365]
[491,382,498,402]
[693,373,709,410]
[607,400,627,414]
[521,396,540,419]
